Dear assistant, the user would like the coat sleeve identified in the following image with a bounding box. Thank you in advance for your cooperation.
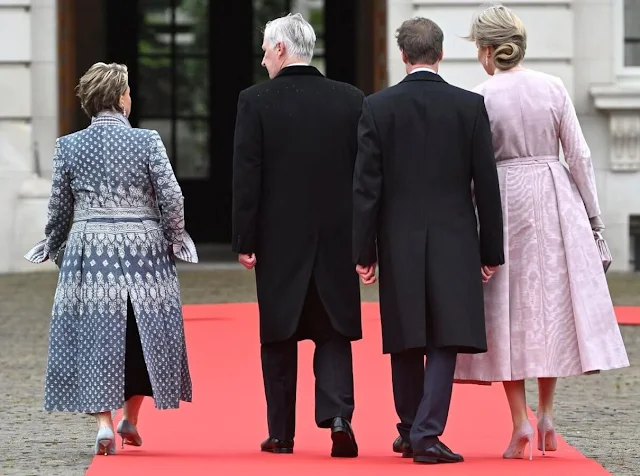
[471,97,505,267]
[37,139,74,264]
[231,90,263,255]
[558,82,601,218]
[148,130,186,255]
[352,97,382,266]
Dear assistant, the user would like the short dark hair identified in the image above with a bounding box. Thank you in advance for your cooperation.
[396,18,444,65]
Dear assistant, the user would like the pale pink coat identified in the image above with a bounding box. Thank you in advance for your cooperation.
[454,69,629,382]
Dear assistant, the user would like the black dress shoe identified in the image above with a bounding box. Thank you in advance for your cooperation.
[261,437,294,454]
[330,417,358,458]
[413,441,464,464]
[392,436,413,458]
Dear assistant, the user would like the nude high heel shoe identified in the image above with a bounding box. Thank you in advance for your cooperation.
[116,419,143,448]
[537,413,558,455]
[94,426,116,455]
[503,420,534,460]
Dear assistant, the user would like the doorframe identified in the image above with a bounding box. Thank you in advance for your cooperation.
[57,0,76,136]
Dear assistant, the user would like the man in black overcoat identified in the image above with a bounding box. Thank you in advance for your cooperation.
[352,18,505,464]
[232,13,363,458]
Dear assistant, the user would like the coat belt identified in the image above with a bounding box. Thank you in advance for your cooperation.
[73,207,162,223]
[496,156,560,167]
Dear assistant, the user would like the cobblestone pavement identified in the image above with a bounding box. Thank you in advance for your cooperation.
[1,269,638,475]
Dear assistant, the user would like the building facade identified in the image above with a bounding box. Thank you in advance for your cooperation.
[1,0,639,272]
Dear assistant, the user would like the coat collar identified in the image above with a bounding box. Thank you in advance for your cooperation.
[400,71,446,84]
[90,110,132,128]
[275,65,324,79]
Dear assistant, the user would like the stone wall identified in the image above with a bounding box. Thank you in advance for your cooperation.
[0,0,56,273]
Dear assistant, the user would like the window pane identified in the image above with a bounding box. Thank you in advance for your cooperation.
[624,0,640,66]
[139,1,173,55]
[138,119,174,166]
[625,44,640,67]
[177,58,208,116]
[140,2,208,55]
[138,57,172,116]
[176,1,209,54]
[176,120,209,179]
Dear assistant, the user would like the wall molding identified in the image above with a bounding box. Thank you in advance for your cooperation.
[591,84,640,172]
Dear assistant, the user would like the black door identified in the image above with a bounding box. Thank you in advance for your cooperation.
[107,0,252,243]
[106,0,359,245]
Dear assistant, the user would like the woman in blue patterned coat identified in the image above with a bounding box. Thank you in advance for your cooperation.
[25,62,197,455]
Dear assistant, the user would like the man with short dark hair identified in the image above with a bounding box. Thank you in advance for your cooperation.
[352,17,504,464]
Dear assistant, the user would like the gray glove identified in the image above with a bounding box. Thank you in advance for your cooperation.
[589,215,605,232]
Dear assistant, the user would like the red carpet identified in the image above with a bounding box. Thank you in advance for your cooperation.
[616,306,640,325]
[85,302,613,475]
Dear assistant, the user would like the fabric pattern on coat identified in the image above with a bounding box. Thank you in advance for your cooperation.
[454,69,629,382]
[25,111,197,413]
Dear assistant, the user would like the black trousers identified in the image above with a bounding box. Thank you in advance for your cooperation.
[391,338,457,452]
[124,299,153,400]
[260,277,355,441]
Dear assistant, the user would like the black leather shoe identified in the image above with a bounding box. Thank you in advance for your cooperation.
[392,436,413,458]
[330,417,358,458]
[413,441,463,464]
[260,437,294,454]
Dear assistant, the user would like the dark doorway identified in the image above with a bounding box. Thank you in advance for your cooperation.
[68,0,371,246]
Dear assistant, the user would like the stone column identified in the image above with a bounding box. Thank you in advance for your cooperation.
[0,0,56,273]
[386,0,413,86]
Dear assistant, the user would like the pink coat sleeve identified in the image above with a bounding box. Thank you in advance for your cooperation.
[557,82,601,218]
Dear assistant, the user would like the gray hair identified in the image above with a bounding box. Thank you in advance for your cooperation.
[76,62,128,118]
[263,13,316,62]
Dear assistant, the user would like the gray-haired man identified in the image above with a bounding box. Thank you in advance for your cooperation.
[232,13,365,457]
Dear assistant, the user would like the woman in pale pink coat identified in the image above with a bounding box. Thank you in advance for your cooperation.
[454,4,629,461]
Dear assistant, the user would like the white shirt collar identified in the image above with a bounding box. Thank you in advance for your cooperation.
[410,67,438,75]
[287,63,310,67]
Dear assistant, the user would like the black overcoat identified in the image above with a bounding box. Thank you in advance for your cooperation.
[232,65,364,344]
[352,72,504,354]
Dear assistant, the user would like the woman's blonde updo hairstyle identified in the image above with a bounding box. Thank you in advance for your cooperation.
[76,62,129,118]
[467,4,526,70]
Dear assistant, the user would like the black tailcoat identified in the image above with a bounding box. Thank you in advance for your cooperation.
[352,72,504,354]
[232,66,364,344]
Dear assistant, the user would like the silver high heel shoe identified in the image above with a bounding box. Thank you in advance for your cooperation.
[503,420,534,460]
[116,419,143,448]
[94,426,116,455]
[537,413,558,455]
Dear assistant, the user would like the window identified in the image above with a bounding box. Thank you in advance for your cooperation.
[624,0,640,67]
[137,0,210,179]
[252,0,326,83]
